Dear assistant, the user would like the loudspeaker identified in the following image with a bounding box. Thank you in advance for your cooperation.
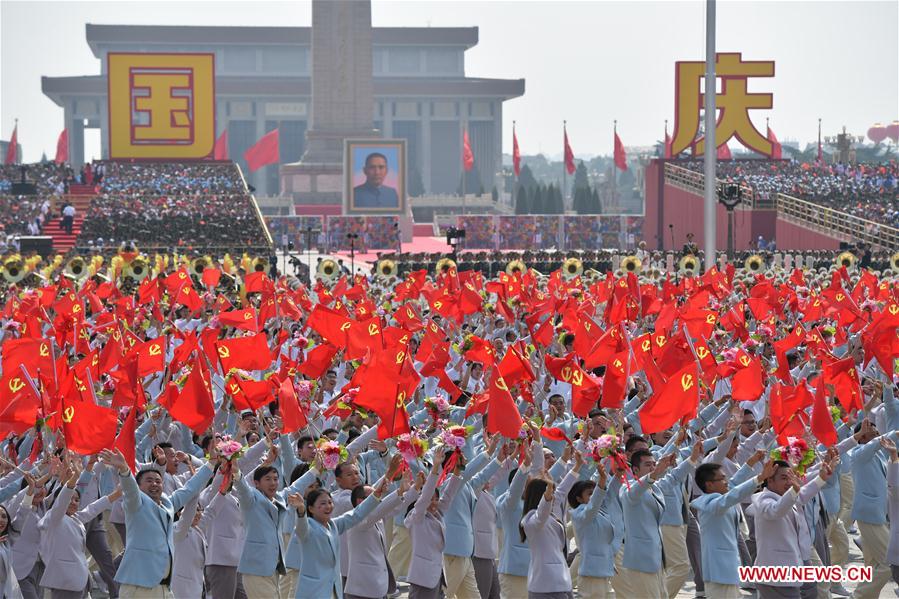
[10,182,37,196]
[18,236,53,258]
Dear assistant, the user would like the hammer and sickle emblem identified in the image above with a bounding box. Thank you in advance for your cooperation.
[495,377,509,391]
[287,368,297,377]
[39,343,49,357]
[62,406,75,424]
[434,301,443,310]
[835,293,845,302]
[618,280,627,288]
[449,268,457,276]
[399,335,409,345]
[611,328,620,339]
[813,299,821,307]
[148,344,161,356]
[368,323,379,336]
[72,304,81,313]
[641,339,651,352]
[890,305,899,315]
[229,383,240,394]
[655,335,666,347]
[74,377,86,392]
[848,369,856,379]
[811,334,819,342]
[181,287,191,295]
[334,301,343,310]
[178,272,187,279]
[584,322,591,332]
[80,329,90,340]
[244,312,252,320]
[508,285,515,293]
[358,307,367,315]
[613,359,623,369]
[739,355,751,367]
[571,370,584,387]
[8,378,24,393]
[560,366,572,382]
[396,391,406,408]
[113,331,121,341]
[681,373,695,392]
[340,322,352,332]
[218,346,231,359]
[705,314,716,324]
[395,351,406,365]
[92,355,99,366]
[407,308,415,319]
[697,346,709,360]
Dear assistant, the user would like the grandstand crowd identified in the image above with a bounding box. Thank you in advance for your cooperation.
[682,160,899,227]
[0,157,896,599]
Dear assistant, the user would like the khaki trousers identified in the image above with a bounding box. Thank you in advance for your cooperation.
[388,523,412,579]
[242,574,281,599]
[619,567,667,599]
[661,524,690,598]
[443,555,480,599]
[826,513,851,566]
[705,581,740,599]
[119,585,172,599]
[853,521,892,599]
[577,575,612,599]
[610,548,628,597]
[498,573,527,599]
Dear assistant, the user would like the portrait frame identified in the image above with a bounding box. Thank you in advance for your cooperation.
[344,138,407,215]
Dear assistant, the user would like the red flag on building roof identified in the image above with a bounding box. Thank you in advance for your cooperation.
[564,124,576,175]
[767,126,782,160]
[614,130,627,171]
[512,124,521,176]
[5,124,18,165]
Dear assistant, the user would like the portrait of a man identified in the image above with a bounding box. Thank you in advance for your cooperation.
[344,139,406,215]
[353,152,399,208]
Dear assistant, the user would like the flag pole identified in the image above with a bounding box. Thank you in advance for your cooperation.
[512,120,517,211]
[562,121,567,208]
[613,120,618,210]
[664,119,668,159]
[462,125,467,216]
[702,0,717,272]
[817,117,822,163]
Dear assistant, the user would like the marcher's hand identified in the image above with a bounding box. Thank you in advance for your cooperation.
[880,437,898,461]
[287,492,305,515]
[597,461,608,490]
[758,459,778,482]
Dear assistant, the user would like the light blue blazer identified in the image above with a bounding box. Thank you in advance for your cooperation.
[236,468,317,576]
[850,432,899,525]
[691,476,759,585]
[620,473,666,573]
[114,464,213,588]
[570,485,615,578]
[496,466,529,576]
[293,493,379,599]
[441,451,501,557]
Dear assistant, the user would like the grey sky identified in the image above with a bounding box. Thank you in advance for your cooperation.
[1,0,896,163]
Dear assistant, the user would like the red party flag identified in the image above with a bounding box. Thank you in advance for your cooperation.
[486,371,522,439]
[717,143,732,160]
[55,129,69,164]
[61,397,118,455]
[462,129,475,172]
[730,350,765,401]
[169,358,215,434]
[638,362,699,435]
[216,333,272,373]
[244,128,279,172]
[601,350,630,410]
[218,307,259,332]
[213,129,229,160]
[278,378,308,433]
[297,343,339,379]
[114,406,138,474]
[811,380,838,446]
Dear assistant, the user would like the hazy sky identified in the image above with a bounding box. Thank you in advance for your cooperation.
[1,0,896,162]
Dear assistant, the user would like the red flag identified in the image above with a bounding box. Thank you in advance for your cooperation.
[486,371,522,439]
[244,128,279,172]
[133,337,166,378]
[213,129,229,160]
[169,358,215,434]
[564,125,576,175]
[55,129,69,164]
[297,343,339,379]
[717,143,732,160]
[218,308,259,332]
[202,269,222,289]
[462,129,475,172]
[306,304,352,348]
[731,350,765,401]
[811,381,838,446]
[613,131,627,171]
[767,126,782,160]
[638,362,699,435]
[497,344,535,386]
[61,397,118,455]
[114,406,138,474]
[5,124,17,165]
[601,350,630,410]
[216,333,272,373]
[278,378,308,433]
[512,125,521,176]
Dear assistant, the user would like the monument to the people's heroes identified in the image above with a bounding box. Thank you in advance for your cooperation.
[280,0,379,204]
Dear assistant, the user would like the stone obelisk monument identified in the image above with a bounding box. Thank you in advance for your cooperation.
[280,0,378,204]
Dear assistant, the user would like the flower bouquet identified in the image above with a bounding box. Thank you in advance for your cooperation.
[587,432,631,487]
[396,431,429,464]
[438,424,473,449]
[316,438,349,470]
[216,435,245,493]
[770,436,816,476]
[424,396,450,424]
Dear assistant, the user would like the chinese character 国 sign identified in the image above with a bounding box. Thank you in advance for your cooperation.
[108,53,216,159]
[670,52,775,157]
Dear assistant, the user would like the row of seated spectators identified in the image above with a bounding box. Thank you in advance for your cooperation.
[680,159,899,227]
[77,162,270,253]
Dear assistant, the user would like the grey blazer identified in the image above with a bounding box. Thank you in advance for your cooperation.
[404,471,463,589]
[521,483,572,594]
